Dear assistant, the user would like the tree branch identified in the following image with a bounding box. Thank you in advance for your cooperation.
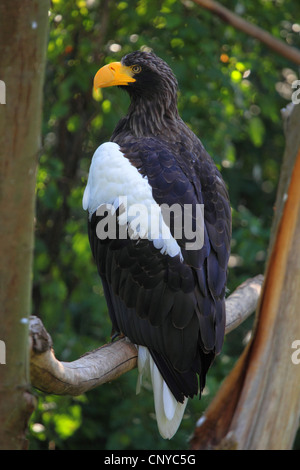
[29,275,263,396]
[191,0,300,65]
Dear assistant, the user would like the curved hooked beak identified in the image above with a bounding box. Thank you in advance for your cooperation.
[93,62,136,89]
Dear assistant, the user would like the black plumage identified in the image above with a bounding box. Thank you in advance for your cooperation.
[87,51,231,405]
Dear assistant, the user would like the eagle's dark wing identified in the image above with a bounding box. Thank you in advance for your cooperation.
[86,136,231,402]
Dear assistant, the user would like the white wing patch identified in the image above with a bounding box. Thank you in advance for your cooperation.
[83,142,182,259]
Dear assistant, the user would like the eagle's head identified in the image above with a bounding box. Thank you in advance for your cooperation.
[94,51,178,109]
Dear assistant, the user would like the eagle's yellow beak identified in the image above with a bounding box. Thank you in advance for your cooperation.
[94,62,136,90]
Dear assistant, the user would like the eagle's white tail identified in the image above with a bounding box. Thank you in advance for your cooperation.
[136,345,188,439]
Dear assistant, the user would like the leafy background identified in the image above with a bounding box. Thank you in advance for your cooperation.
[29,0,300,450]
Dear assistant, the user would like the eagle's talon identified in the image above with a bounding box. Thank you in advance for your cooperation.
[111,332,125,342]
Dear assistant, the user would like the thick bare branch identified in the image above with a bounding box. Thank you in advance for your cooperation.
[192,0,300,65]
[29,275,263,396]
[224,275,263,334]
[30,318,138,396]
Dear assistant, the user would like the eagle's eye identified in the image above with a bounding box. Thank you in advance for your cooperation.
[131,65,142,74]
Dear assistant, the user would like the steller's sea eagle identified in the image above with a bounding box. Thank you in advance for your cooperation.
[83,51,231,439]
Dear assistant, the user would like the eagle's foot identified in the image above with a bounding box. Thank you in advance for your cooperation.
[111,331,125,342]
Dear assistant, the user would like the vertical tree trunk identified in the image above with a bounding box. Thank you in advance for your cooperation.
[190,103,300,450]
[0,0,49,450]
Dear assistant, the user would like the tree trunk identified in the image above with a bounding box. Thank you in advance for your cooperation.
[190,103,300,450]
[0,0,50,450]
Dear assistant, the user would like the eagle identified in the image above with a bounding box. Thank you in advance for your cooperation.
[83,51,231,439]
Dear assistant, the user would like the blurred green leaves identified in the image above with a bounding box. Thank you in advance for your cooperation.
[30,0,300,450]
[248,116,266,147]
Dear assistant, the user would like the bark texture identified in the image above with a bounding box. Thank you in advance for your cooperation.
[0,0,50,450]
[190,103,300,451]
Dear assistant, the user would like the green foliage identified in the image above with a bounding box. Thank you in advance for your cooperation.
[29,0,300,450]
